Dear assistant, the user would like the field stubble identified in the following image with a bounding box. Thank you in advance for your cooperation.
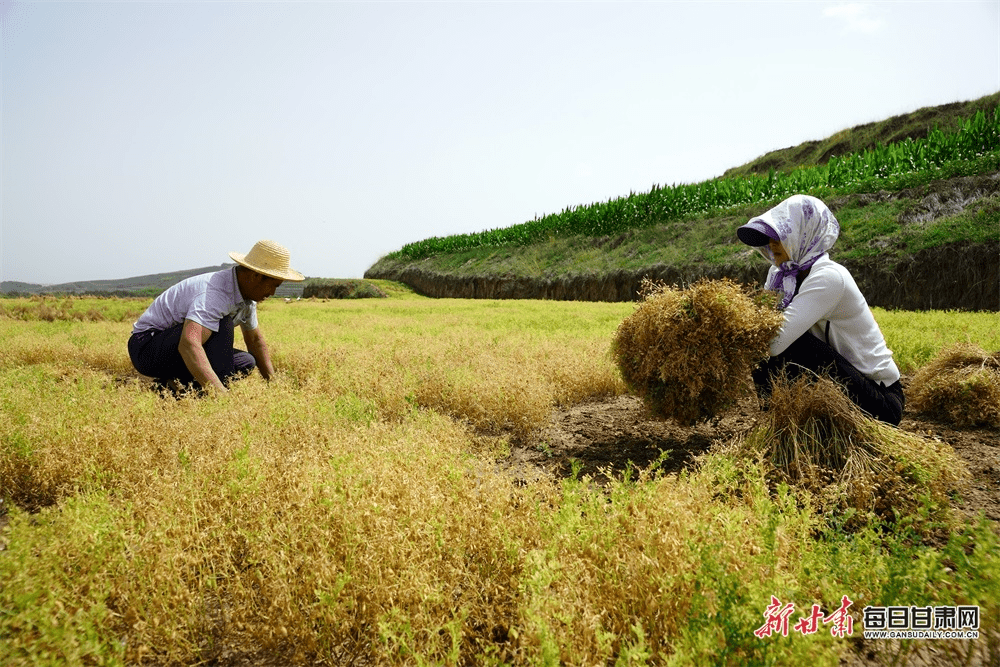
[1,294,999,666]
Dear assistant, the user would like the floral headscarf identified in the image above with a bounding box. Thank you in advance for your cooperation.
[742,194,840,308]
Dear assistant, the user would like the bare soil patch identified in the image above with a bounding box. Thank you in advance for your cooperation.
[508,393,759,484]
[510,382,1000,524]
[506,378,1000,667]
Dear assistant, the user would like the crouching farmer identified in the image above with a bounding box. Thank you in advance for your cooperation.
[737,195,904,425]
[128,240,304,394]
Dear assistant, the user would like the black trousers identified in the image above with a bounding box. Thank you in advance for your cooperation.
[752,332,905,426]
[128,315,256,389]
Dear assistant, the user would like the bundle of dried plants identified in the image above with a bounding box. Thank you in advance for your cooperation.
[908,342,1000,427]
[612,277,782,425]
[731,374,968,530]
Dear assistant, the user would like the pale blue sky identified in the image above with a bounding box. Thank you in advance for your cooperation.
[2,0,998,284]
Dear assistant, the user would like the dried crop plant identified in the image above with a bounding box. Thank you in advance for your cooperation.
[281,300,625,439]
[908,342,1000,427]
[0,369,537,665]
[612,277,782,425]
[730,374,968,529]
[6,297,999,666]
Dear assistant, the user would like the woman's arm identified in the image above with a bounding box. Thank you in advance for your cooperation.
[770,267,845,356]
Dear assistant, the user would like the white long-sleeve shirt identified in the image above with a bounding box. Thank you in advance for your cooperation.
[768,255,900,386]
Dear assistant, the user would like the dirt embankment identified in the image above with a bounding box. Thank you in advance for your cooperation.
[367,175,1000,311]
[365,244,997,310]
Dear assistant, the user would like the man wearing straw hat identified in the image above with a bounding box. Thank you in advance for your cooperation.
[128,239,304,395]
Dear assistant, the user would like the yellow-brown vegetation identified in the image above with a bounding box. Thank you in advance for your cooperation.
[728,374,968,531]
[612,278,782,425]
[908,342,1000,427]
[0,294,145,323]
[1,294,998,666]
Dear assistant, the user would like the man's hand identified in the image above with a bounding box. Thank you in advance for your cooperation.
[242,325,275,380]
[179,319,227,393]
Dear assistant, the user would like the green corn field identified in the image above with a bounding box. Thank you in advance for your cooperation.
[389,106,1000,261]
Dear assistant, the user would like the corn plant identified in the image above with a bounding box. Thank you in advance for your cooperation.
[388,106,1000,261]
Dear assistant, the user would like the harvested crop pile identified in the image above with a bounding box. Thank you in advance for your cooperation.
[731,374,967,530]
[612,277,782,425]
[908,342,1000,427]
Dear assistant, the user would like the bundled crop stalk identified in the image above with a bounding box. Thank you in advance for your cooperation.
[731,374,968,529]
[612,277,782,425]
[908,342,1000,427]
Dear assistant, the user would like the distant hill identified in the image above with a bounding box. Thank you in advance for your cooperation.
[722,92,1000,177]
[1,264,306,299]
[366,92,1000,310]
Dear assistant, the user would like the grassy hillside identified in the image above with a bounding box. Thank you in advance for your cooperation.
[1,265,237,298]
[367,92,1000,283]
[370,179,997,279]
[724,93,1000,177]
[1,265,308,299]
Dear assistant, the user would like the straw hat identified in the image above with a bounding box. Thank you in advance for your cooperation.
[229,240,304,282]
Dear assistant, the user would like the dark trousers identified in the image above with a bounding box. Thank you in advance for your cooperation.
[128,315,256,389]
[752,332,905,426]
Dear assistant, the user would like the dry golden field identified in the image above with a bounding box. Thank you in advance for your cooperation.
[1,289,999,666]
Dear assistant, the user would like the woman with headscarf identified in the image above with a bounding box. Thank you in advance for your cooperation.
[737,194,905,425]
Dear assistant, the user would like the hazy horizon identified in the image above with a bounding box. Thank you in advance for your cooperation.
[0,261,237,288]
[3,1,998,285]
